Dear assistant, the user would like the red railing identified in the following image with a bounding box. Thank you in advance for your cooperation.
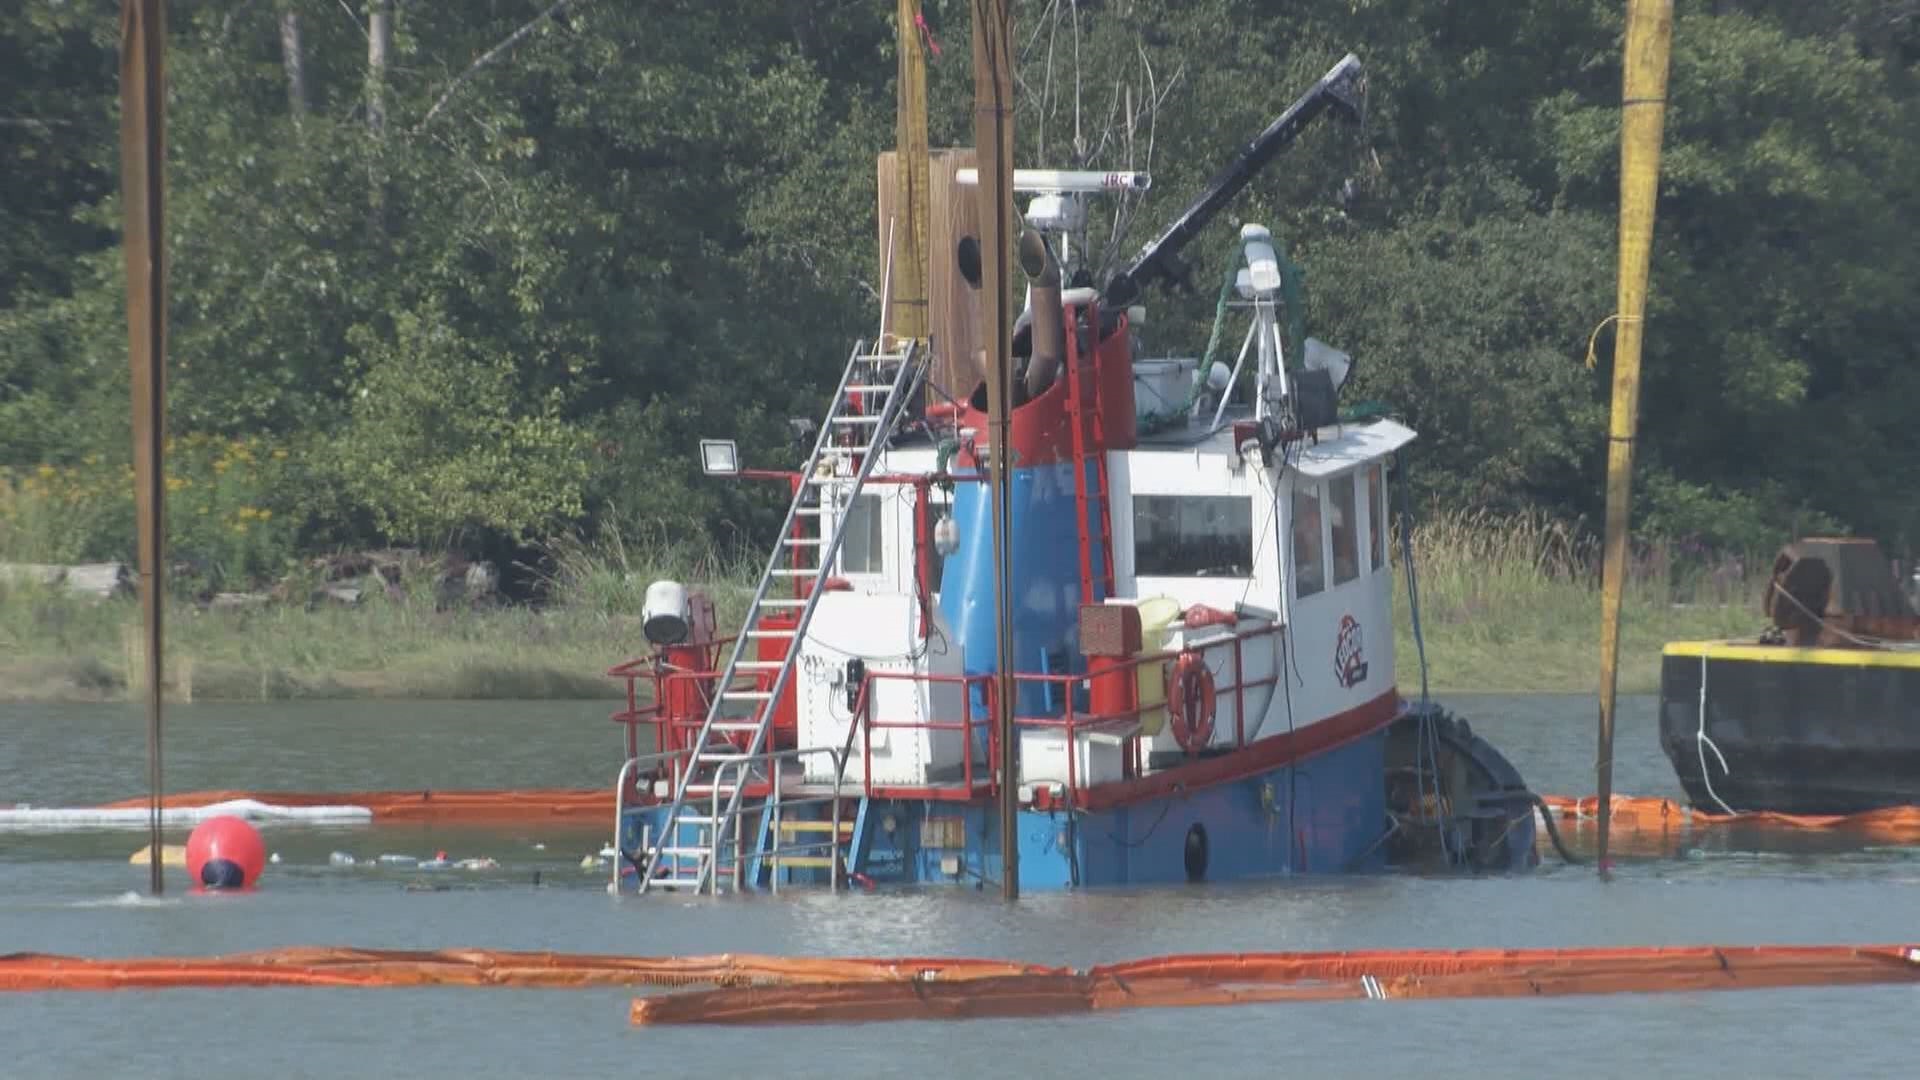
[850,621,1284,809]
[610,615,1286,811]
[857,670,987,802]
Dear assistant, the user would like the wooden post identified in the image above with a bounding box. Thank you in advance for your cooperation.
[970,0,1018,901]
[119,0,168,896]
[878,148,982,402]
[890,0,931,347]
[1596,0,1673,873]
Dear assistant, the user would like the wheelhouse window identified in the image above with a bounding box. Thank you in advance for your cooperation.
[1292,482,1325,597]
[839,493,886,575]
[1368,464,1387,572]
[1133,495,1252,578]
[1330,472,1359,586]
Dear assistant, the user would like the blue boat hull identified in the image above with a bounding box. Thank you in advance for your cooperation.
[620,724,1417,891]
[1012,724,1390,888]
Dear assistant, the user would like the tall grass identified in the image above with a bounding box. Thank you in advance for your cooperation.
[0,438,300,589]
[1392,508,1767,693]
[542,520,761,628]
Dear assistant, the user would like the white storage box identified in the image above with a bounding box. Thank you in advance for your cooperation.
[795,592,968,786]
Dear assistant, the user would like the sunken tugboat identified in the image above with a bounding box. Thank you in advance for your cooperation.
[605,56,1539,893]
[1661,537,1920,815]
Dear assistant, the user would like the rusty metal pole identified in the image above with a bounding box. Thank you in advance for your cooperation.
[970,0,1018,900]
[119,0,168,895]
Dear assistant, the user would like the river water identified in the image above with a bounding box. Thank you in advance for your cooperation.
[3,694,1917,1078]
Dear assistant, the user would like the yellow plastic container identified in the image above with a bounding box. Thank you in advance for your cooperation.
[1134,596,1181,735]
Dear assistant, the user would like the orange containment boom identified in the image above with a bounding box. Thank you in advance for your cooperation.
[7,945,1914,1016]
[85,788,1920,838]
[94,788,616,824]
[628,945,1920,1026]
[1538,795,1920,846]
[0,948,1065,993]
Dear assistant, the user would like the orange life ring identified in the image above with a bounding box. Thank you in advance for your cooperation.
[1169,653,1216,754]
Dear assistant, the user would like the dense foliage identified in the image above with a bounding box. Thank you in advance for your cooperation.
[3,0,1918,587]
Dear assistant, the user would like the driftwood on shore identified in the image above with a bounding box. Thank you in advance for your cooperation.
[303,551,499,610]
[0,562,132,599]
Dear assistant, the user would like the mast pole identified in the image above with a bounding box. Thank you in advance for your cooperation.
[119,0,169,896]
[969,0,1018,900]
[1596,0,1673,874]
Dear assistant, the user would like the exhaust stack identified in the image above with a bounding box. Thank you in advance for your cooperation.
[1019,229,1066,398]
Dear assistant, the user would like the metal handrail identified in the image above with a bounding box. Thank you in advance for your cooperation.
[844,619,1286,807]
[682,743,849,895]
[610,747,697,892]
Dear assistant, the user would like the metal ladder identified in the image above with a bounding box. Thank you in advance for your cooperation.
[637,339,925,894]
[1064,303,1116,602]
[751,793,872,892]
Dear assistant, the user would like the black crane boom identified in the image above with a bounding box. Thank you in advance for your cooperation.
[1104,53,1365,308]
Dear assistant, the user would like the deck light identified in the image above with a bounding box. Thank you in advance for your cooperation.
[934,513,961,557]
[699,439,740,476]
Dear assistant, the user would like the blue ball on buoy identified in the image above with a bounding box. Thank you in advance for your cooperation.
[185,815,266,890]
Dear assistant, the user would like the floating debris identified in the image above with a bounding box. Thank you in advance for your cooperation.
[128,844,186,868]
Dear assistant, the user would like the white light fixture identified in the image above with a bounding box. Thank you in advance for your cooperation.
[1026,193,1086,232]
[699,439,739,476]
[1240,224,1283,296]
[934,513,961,557]
[1303,337,1353,393]
[641,580,691,646]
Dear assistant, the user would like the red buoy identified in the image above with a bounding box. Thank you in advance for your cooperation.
[185,815,266,889]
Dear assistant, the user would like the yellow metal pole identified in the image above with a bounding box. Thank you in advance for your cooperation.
[970,0,1018,900]
[119,0,169,896]
[891,0,931,348]
[1596,0,1673,873]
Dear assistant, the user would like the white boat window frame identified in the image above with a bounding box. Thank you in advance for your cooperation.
[1329,470,1360,587]
[1292,478,1327,600]
[1367,462,1388,574]
[1112,447,1260,611]
[835,490,888,579]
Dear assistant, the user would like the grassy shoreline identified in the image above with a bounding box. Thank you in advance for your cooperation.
[0,553,1766,707]
[0,599,637,703]
[0,602,1755,703]
[0,614,1758,707]
[1,512,1766,703]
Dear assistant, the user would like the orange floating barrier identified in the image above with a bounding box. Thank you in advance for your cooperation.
[93,788,615,824]
[628,945,1920,1026]
[0,948,1062,993]
[1537,795,1920,846]
[8,944,1914,1015]
[85,788,1920,840]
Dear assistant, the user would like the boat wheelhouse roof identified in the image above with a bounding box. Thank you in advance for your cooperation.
[1131,408,1416,476]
